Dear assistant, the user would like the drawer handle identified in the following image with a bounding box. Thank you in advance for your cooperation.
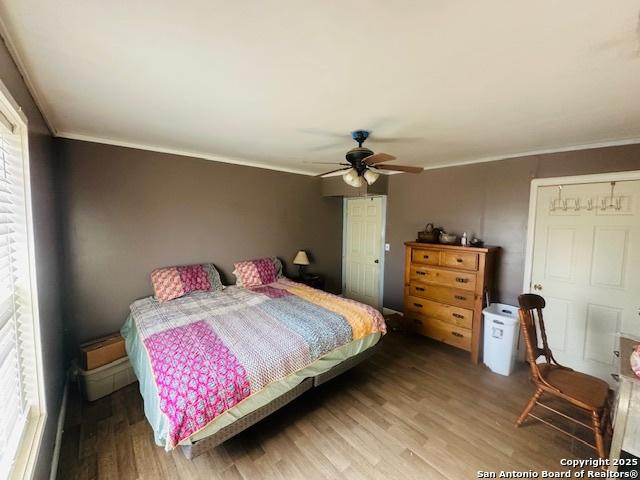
[454,295,467,300]
[456,258,463,263]
[452,313,464,319]
[451,331,464,338]
[423,255,430,259]
[415,286,425,292]
[611,373,620,382]
[455,277,468,283]
[417,271,426,276]
[413,303,423,308]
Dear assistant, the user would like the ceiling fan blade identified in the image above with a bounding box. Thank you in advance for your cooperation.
[365,136,422,144]
[316,167,351,177]
[309,143,345,152]
[299,128,349,139]
[364,153,396,165]
[304,162,350,165]
[374,164,423,173]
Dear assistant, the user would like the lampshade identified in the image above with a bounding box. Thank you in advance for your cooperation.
[352,175,365,187]
[293,250,310,265]
[363,169,380,185]
[343,174,365,188]
[343,168,358,184]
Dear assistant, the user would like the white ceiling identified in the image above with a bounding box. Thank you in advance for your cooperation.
[1,1,640,175]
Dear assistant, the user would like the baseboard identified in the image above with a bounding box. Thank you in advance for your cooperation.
[382,307,403,317]
[49,374,70,480]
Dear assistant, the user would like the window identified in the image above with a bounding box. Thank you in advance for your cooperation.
[0,83,44,480]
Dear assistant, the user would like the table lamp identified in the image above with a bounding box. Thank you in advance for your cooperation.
[293,250,310,278]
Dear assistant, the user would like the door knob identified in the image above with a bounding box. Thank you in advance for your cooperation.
[374,259,379,264]
[533,284,543,291]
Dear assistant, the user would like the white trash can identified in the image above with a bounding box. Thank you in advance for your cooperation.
[483,303,520,376]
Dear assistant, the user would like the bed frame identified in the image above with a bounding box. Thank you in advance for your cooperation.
[180,340,382,459]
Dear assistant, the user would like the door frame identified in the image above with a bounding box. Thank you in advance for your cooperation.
[522,170,640,294]
[342,195,387,310]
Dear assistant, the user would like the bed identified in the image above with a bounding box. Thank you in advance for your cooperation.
[120,277,386,459]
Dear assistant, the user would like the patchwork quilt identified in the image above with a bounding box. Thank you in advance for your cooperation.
[125,278,386,449]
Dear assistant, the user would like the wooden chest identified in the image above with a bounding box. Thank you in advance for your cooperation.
[403,242,497,364]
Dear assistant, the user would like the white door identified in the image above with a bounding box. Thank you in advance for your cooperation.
[530,180,640,382]
[344,196,384,309]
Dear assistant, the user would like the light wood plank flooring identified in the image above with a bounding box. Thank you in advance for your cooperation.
[58,331,599,479]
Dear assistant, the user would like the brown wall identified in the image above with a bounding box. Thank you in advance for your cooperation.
[59,134,640,344]
[59,139,343,343]
[0,39,64,479]
[383,145,640,311]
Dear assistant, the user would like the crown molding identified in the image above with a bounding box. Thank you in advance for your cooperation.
[2,6,638,176]
[0,11,57,135]
[58,130,640,178]
[56,131,316,176]
[420,136,640,171]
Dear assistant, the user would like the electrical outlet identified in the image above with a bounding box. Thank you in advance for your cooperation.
[384,243,390,252]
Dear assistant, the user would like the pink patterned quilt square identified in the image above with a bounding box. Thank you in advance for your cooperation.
[144,320,250,447]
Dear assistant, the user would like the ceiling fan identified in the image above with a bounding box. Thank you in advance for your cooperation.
[313,130,422,187]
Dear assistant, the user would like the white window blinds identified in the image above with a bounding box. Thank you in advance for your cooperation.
[0,104,40,479]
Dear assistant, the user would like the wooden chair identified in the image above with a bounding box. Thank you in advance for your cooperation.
[516,294,610,459]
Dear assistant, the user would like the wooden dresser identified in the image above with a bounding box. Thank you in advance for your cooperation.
[403,242,497,364]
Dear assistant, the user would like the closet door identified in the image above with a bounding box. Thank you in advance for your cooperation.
[530,180,640,383]
[344,196,383,309]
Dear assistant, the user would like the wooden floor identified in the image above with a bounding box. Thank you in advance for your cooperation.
[58,330,600,479]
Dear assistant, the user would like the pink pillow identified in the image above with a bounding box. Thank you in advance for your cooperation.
[233,258,278,287]
[151,263,223,303]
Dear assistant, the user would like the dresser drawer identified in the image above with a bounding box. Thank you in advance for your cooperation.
[440,251,479,271]
[406,296,473,329]
[411,249,439,265]
[408,283,476,309]
[409,265,477,291]
[408,315,472,351]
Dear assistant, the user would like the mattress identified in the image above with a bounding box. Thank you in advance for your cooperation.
[121,279,385,449]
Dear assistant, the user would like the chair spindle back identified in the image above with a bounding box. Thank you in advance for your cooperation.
[517,293,558,381]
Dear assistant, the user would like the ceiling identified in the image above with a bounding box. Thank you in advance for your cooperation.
[1,1,640,175]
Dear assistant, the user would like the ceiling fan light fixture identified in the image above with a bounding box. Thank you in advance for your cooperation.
[342,168,362,187]
[363,169,379,185]
[317,129,422,182]
[343,171,364,187]
[349,176,365,188]
[343,168,357,184]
